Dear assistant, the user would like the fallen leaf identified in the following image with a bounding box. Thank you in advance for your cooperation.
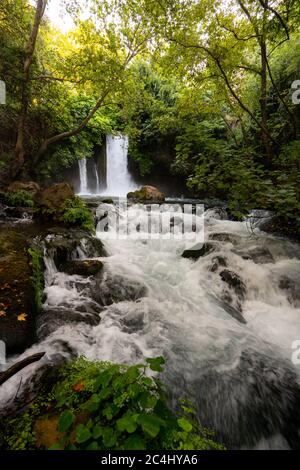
[72,381,85,393]
[17,313,27,322]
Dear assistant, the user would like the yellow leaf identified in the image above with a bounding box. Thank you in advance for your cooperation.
[17,313,27,322]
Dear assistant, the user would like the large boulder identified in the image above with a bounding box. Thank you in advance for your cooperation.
[35,183,74,212]
[127,185,165,202]
[7,181,40,195]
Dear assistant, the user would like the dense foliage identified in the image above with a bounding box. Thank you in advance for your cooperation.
[0,0,299,233]
[2,357,224,451]
[61,196,95,232]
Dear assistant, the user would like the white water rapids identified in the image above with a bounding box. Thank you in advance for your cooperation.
[1,203,300,449]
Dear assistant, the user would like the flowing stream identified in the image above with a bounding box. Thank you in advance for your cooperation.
[1,203,300,449]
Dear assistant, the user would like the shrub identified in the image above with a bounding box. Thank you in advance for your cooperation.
[2,357,224,451]
[3,190,35,207]
[61,197,95,232]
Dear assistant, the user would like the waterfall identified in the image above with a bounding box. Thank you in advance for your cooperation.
[78,158,88,194]
[101,134,138,197]
[94,161,101,194]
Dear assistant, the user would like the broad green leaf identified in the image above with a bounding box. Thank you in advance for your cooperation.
[117,415,138,434]
[76,424,92,444]
[124,435,146,450]
[138,414,163,438]
[177,418,193,432]
[58,410,75,433]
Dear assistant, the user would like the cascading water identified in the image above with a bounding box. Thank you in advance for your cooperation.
[101,135,138,197]
[78,158,88,194]
[1,204,300,449]
[94,161,101,194]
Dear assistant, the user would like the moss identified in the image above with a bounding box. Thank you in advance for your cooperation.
[28,247,45,314]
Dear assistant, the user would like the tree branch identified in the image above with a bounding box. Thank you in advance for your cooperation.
[0,353,45,386]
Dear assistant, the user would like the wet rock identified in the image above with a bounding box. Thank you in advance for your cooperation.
[37,307,101,340]
[90,272,148,306]
[182,242,216,260]
[45,228,106,269]
[234,246,274,264]
[127,185,165,202]
[223,302,246,324]
[5,206,35,219]
[34,183,74,212]
[192,349,300,449]
[209,233,241,244]
[205,208,228,221]
[121,311,145,332]
[220,269,246,300]
[7,181,40,195]
[0,228,35,354]
[209,256,228,272]
[279,276,300,308]
[60,259,103,277]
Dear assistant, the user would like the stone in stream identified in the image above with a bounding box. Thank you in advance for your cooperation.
[279,275,300,308]
[209,232,241,244]
[233,246,274,264]
[127,185,165,202]
[220,269,246,300]
[37,307,101,340]
[182,242,216,260]
[90,272,148,306]
[60,259,103,277]
[45,227,106,270]
[209,255,228,272]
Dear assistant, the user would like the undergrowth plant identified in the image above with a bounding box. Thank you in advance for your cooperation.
[61,197,95,233]
[2,357,225,451]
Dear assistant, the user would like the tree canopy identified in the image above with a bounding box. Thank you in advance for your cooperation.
[0,0,299,233]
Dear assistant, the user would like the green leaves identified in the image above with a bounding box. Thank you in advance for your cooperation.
[178,418,193,433]
[124,435,146,450]
[58,410,75,433]
[38,356,223,451]
[117,415,138,434]
[76,424,92,444]
[137,414,164,438]
[146,356,165,372]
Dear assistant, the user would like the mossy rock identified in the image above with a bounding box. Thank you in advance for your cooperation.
[127,185,165,202]
[60,259,103,277]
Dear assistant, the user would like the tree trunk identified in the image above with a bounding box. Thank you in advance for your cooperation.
[32,89,111,166]
[11,0,47,178]
[260,36,273,166]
